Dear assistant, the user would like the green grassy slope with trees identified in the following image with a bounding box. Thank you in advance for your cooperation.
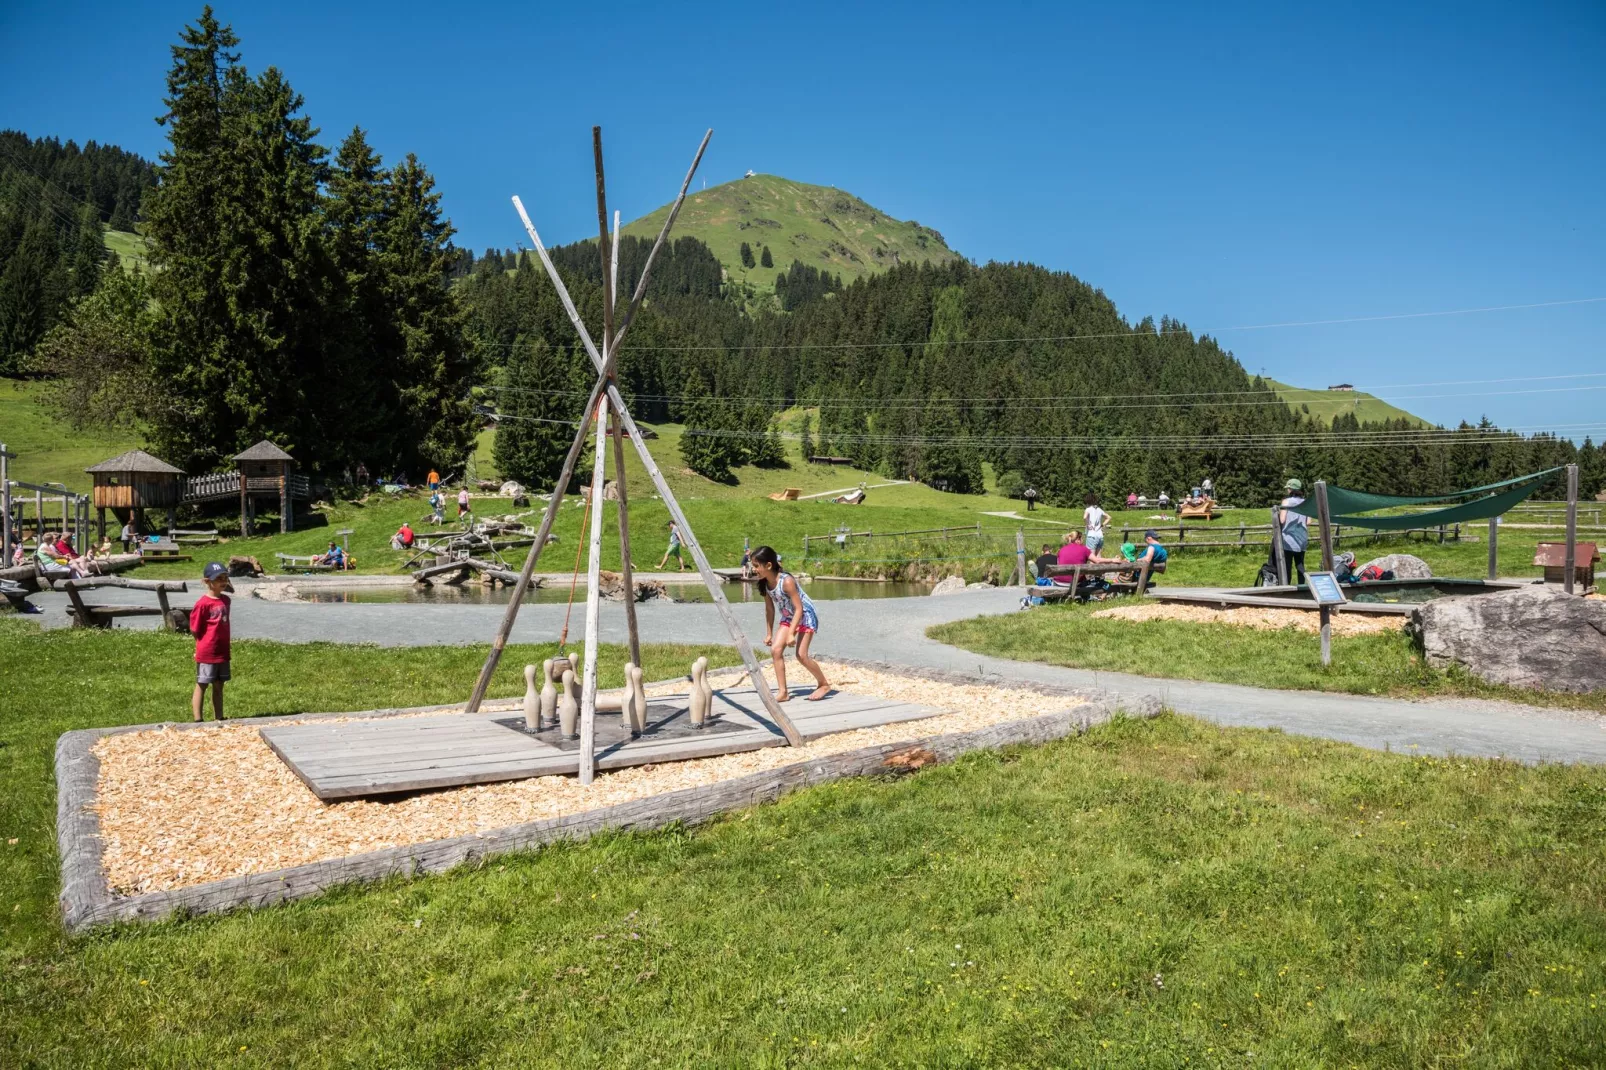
[621,173,961,294]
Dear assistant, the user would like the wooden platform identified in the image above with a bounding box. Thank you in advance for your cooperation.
[260,686,944,801]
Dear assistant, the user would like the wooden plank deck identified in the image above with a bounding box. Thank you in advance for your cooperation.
[261,686,945,801]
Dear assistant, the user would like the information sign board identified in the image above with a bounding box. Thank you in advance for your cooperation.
[1307,571,1347,606]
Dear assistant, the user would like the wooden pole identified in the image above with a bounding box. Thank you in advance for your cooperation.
[1487,516,1499,580]
[1314,481,1334,667]
[592,127,614,372]
[1564,463,1578,595]
[0,442,11,562]
[1270,506,1287,586]
[607,212,641,670]
[578,396,609,786]
[1015,529,1026,586]
[464,378,606,713]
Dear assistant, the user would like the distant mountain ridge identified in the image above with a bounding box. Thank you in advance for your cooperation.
[1264,379,1431,428]
[621,173,961,292]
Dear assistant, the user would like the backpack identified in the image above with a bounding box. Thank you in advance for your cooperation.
[1254,562,1282,587]
[1357,565,1395,583]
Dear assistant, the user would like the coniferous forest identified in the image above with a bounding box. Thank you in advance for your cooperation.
[6,6,1602,503]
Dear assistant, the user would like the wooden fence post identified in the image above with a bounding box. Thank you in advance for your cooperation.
[0,442,10,562]
[1314,481,1335,667]
[1015,529,1026,587]
[1270,506,1287,586]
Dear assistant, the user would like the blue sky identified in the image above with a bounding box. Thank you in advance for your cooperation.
[3,1,1602,436]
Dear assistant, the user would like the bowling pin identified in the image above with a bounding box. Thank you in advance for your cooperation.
[627,663,648,735]
[559,668,579,739]
[539,658,558,729]
[523,664,540,731]
[689,656,709,728]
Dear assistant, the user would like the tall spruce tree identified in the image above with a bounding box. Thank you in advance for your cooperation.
[760,245,773,268]
[739,241,755,269]
[493,337,572,488]
[679,370,736,482]
[380,153,479,472]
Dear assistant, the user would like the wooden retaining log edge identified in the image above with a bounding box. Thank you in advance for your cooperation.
[56,680,1160,931]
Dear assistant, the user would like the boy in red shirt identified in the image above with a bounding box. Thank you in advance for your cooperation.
[190,562,233,722]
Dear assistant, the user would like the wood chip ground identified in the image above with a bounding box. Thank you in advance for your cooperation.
[1093,601,1407,635]
[92,662,1079,894]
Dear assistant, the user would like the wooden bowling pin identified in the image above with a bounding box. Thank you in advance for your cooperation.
[523,664,540,731]
[697,659,714,723]
[689,656,709,728]
[627,663,648,735]
[539,658,558,729]
[558,668,579,739]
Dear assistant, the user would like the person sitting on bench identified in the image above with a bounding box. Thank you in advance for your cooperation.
[315,542,347,569]
[1033,543,1059,583]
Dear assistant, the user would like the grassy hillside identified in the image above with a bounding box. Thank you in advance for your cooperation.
[101,225,152,272]
[1267,379,1430,427]
[0,378,138,488]
[622,174,961,292]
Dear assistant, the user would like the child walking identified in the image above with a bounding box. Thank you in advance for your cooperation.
[750,545,830,702]
[190,562,233,722]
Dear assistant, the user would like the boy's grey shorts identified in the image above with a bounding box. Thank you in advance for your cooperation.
[197,661,231,685]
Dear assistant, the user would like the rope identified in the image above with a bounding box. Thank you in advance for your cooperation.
[557,489,591,653]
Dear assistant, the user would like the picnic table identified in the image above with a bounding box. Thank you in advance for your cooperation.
[1038,558,1167,600]
[139,538,191,563]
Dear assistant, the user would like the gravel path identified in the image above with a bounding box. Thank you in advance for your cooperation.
[23,585,1606,764]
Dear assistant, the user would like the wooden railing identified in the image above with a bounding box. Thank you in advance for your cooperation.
[180,472,239,503]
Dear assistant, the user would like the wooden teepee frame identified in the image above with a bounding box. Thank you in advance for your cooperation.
[465,127,803,784]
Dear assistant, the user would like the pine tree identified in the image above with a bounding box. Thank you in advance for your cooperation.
[493,337,572,488]
[679,371,736,482]
[380,152,479,472]
[760,245,773,268]
[0,222,54,372]
[70,206,104,298]
[798,411,815,462]
[739,241,755,269]
[917,394,982,493]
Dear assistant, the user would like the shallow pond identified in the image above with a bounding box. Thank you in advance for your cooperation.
[296,578,936,606]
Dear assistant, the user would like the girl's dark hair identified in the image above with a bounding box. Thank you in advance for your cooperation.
[751,544,780,592]
[1084,493,1098,506]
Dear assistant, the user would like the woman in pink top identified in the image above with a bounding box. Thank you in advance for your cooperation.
[1052,532,1093,582]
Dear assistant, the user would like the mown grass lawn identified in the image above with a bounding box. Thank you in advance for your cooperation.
[2,620,1605,1065]
[930,600,1606,715]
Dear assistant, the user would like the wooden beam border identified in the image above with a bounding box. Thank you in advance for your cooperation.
[56,666,1157,931]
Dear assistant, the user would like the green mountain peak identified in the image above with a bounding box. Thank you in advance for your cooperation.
[621,173,961,291]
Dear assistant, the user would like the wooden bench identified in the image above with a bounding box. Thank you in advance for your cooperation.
[1177,499,1216,521]
[1039,558,1168,600]
[275,552,338,573]
[61,576,190,630]
[167,528,220,545]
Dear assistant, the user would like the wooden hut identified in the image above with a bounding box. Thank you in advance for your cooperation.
[85,449,185,541]
[235,440,304,535]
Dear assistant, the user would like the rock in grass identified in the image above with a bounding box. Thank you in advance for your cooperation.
[931,576,967,596]
[1360,553,1433,580]
[1410,585,1606,693]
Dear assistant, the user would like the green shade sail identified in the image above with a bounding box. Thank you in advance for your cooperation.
[1289,467,1562,531]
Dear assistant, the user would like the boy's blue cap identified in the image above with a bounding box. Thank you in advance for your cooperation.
[203,562,228,580]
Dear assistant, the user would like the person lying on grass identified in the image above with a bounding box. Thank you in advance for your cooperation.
[750,544,831,702]
[190,562,233,722]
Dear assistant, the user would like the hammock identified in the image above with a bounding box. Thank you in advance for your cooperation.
[1288,467,1562,531]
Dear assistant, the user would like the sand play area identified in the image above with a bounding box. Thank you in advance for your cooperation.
[1093,601,1408,636]
[91,662,1082,895]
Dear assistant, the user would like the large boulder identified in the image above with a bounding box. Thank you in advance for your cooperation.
[1360,553,1433,580]
[595,570,668,603]
[1411,586,1606,693]
[931,576,967,596]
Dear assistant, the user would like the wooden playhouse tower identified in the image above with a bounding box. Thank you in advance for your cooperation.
[85,449,185,541]
[234,440,305,535]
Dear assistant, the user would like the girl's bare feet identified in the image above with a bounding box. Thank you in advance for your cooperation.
[806,684,831,701]
[776,691,792,702]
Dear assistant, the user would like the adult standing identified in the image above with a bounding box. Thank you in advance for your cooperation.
[1022,486,1039,511]
[457,486,472,523]
[1277,478,1311,584]
[1082,495,1110,554]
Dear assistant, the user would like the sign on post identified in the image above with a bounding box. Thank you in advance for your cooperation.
[1306,569,1345,667]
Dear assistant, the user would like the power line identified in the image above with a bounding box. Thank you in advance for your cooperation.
[468,295,1606,353]
[485,380,1606,412]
